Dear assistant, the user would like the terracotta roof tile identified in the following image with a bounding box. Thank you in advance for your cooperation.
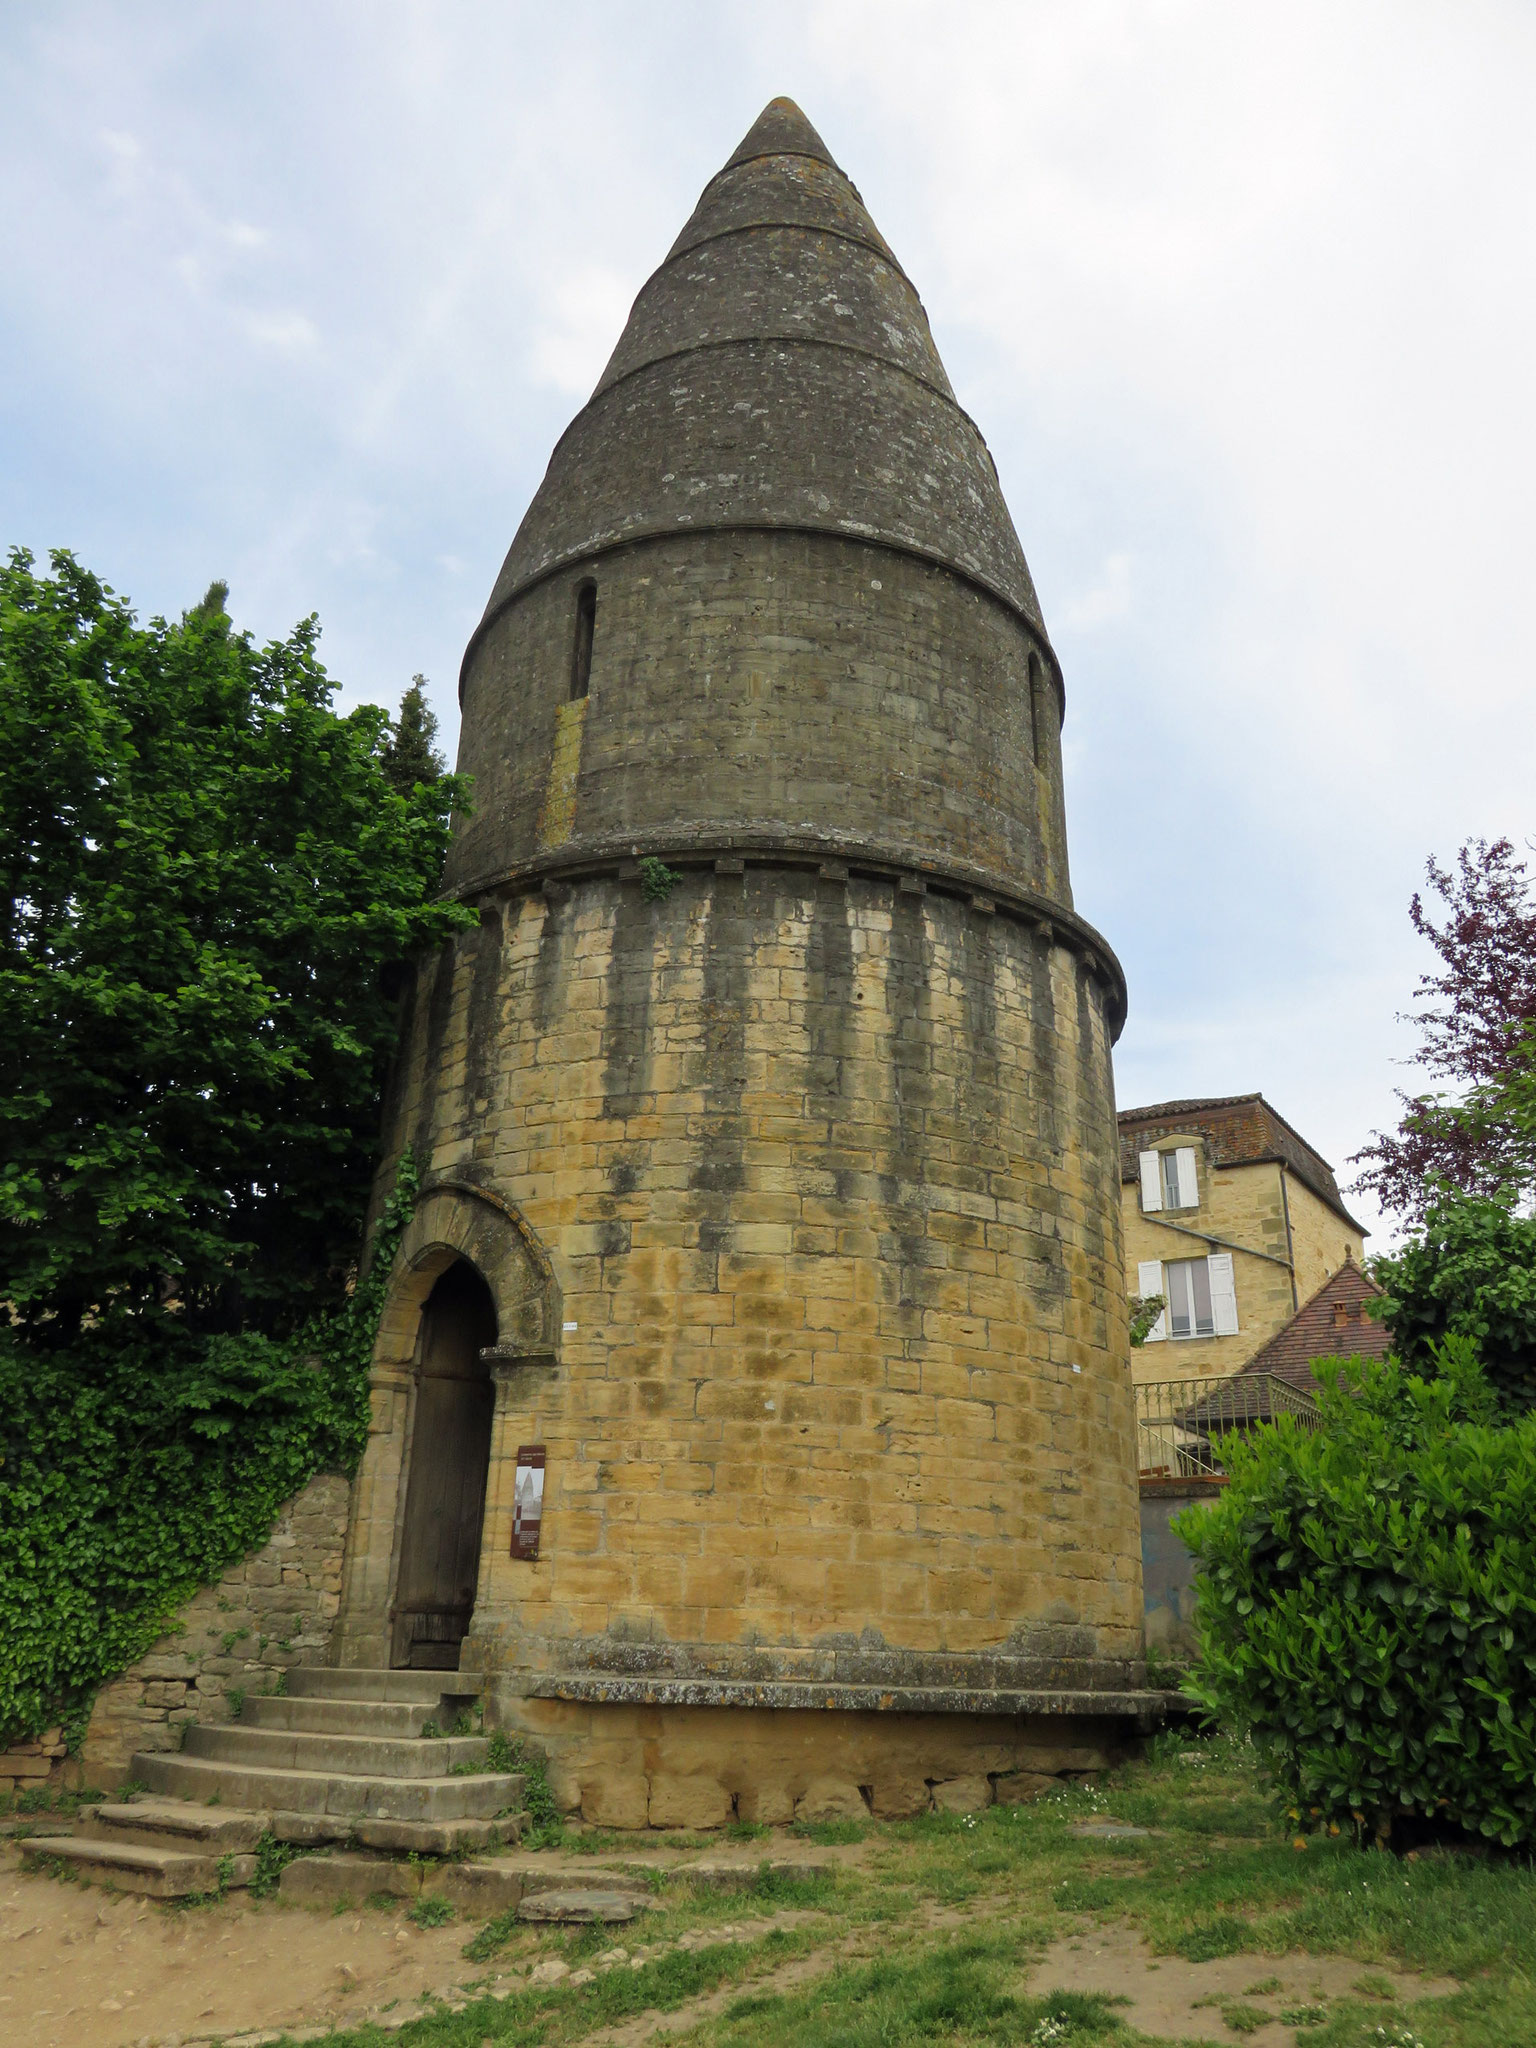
[1237,1260,1390,1394]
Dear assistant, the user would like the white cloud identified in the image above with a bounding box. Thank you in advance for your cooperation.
[243,310,319,353]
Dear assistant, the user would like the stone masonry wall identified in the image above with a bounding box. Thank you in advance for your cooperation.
[71,1473,351,1790]
[340,861,1142,1690]
[448,532,1068,910]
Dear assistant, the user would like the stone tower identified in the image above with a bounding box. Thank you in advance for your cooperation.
[336,99,1153,1823]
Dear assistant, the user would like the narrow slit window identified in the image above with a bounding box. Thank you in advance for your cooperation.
[1027,650,1042,765]
[570,581,597,700]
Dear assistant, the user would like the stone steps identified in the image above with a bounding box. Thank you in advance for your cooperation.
[18,1666,527,1893]
[127,1665,519,1833]
[132,1751,522,1823]
[285,1667,484,1704]
[87,1798,268,1852]
[22,1831,256,1898]
[20,1798,270,1899]
[351,1813,521,1854]
[182,1722,489,1778]
[241,1696,452,1738]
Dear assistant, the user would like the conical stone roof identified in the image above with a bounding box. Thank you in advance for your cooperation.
[473,98,1046,649]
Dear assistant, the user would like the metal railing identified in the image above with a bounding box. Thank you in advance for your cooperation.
[1135,1372,1322,1478]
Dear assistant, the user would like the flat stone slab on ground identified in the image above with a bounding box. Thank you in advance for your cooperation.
[517,1888,639,1924]
[279,1852,420,1905]
[492,1857,654,1899]
[1068,1821,1151,1839]
[430,1860,524,1914]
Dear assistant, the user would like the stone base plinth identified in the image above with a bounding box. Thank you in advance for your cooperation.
[494,1683,1174,1829]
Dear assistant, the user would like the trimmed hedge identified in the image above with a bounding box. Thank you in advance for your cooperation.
[1178,1343,1536,1847]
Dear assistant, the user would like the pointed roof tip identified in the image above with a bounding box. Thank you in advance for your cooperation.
[725,96,838,174]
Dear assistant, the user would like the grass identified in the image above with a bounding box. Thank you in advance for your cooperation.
[91,1730,1536,2046]
[0,1783,105,1829]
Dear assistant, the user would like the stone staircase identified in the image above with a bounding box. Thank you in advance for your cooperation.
[21,1666,527,1897]
[19,1798,269,1900]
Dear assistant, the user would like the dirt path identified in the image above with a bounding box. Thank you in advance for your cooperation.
[1030,1922,1457,2047]
[0,1838,1462,2048]
[0,1846,527,2048]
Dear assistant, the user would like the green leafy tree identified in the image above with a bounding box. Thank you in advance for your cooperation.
[1372,1192,1536,1414]
[381,674,446,793]
[0,548,473,1341]
[1354,839,1536,1218]
[1179,1341,1536,1849]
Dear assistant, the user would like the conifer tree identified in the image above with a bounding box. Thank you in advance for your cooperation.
[381,674,445,792]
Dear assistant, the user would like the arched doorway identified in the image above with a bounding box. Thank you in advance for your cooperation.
[391,1260,497,1669]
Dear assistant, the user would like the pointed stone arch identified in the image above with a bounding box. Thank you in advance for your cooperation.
[333,1180,560,1667]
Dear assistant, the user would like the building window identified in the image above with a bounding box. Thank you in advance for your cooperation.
[1139,1146,1197,1211]
[1136,1253,1238,1341]
[1166,1257,1214,1338]
[569,581,596,700]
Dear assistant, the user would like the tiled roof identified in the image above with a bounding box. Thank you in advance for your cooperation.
[1236,1259,1390,1394]
[1116,1092,1366,1234]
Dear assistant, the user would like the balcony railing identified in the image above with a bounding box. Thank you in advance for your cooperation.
[1135,1371,1322,1479]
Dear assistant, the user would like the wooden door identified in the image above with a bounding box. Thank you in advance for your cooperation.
[391,1261,497,1669]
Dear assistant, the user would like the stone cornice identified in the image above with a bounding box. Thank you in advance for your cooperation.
[449,828,1128,1042]
[520,1672,1175,1726]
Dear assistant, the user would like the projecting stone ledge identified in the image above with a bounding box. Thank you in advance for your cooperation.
[519,1675,1179,1723]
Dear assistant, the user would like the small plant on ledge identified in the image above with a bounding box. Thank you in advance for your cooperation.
[638,856,682,901]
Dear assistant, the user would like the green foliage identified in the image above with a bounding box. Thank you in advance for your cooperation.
[410,1893,455,1927]
[0,548,471,1339]
[460,1903,521,1962]
[1177,1343,1536,1846]
[0,1154,418,1741]
[1208,2003,1268,2035]
[1128,1292,1166,1348]
[487,1728,564,1838]
[638,855,682,901]
[696,1942,1128,2046]
[1372,1190,1536,1413]
[791,1816,867,1845]
[381,674,447,793]
[247,1831,300,1900]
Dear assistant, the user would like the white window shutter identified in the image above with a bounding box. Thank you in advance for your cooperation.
[1137,1260,1166,1341]
[1139,1151,1163,1211]
[1208,1252,1239,1336]
[1174,1147,1198,1209]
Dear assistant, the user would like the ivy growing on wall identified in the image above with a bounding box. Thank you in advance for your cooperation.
[0,1155,418,1748]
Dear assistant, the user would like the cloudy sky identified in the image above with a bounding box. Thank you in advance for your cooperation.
[7,1,1535,1244]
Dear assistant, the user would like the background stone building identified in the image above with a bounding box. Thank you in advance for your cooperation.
[1120,1092,1368,1388]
